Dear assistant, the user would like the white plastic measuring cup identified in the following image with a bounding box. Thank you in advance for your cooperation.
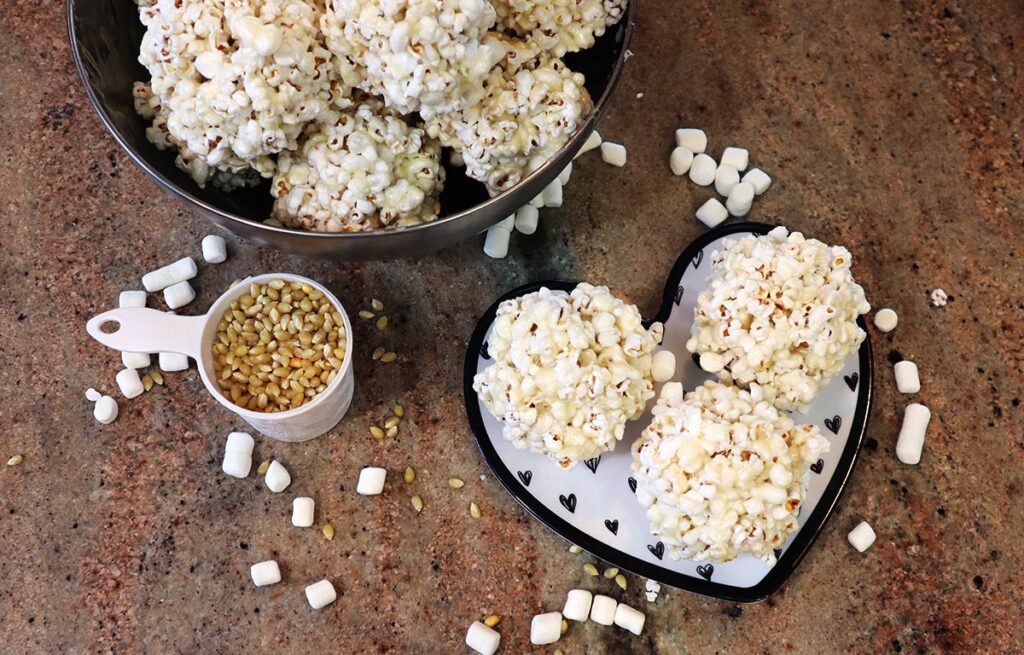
[85,273,355,442]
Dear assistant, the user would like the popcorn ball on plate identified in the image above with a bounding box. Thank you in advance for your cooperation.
[271,102,444,232]
[686,226,870,411]
[491,0,628,56]
[631,381,830,564]
[473,284,663,469]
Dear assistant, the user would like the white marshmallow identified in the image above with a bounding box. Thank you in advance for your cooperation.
[483,227,510,259]
[265,460,291,492]
[121,352,151,369]
[115,368,144,399]
[714,164,740,196]
[600,142,627,167]
[222,450,252,479]
[357,466,386,495]
[720,146,749,171]
[874,308,898,332]
[85,388,101,402]
[495,215,515,232]
[465,621,501,655]
[675,128,707,153]
[688,153,717,186]
[530,193,545,208]
[118,290,147,308]
[250,560,281,587]
[896,403,930,465]
[589,595,617,625]
[515,205,540,235]
[576,130,602,157]
[163,281,196,310]
[93,396,118,424]
[742,168,772,195]
[562,589,593,622]
[613,603,646,636]
[894,360,921,394]
[202,235,227,264]
[699,352,726,373]
[142,257,197,292]
[558,163,573,185]
[651,350,676,382]
[292,496,315,527]
[847,521,876,552]
[696,198,728,228]
[542,178,563,207]
[725,182,755,217]
[669,146,694,176]
[305,579,337,609]
[158,352,189,372]
[530,612,562,645]
[225,431,255,455]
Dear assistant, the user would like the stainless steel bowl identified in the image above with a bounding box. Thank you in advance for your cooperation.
[68,0,636,259]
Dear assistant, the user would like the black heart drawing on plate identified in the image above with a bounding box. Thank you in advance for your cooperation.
[480,341,490,360]
[559,494,577,513]
[647,542,665,559]
[692,249,704,270]
[696,563,714,581]
[517,470,532,487]
[674,285,684,306]
[584,456,601,474]
[824,415,842,434]
[627,477,637,493]
[810,459,824,474]
[604,519,619,535]
[844,372,858,391]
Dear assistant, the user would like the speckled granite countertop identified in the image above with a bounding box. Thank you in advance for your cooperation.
[2,1,1023,653]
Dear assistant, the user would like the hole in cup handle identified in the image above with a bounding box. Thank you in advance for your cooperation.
[85,307,206,358]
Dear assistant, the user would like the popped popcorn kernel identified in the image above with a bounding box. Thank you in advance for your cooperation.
[491,0,627,57]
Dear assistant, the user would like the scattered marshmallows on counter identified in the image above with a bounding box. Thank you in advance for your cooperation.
[304,579,337,609]
[121,352,151,370]
[158,352,189,372]
[514,205,540,235]
[675,128,707,153]
[695,198,728,228]
[720,146,749,171]
[558,163,573,186]
[115,368,144,399]
[874,308,899,332]
[669,147,694,176]
[742,168,772,195]
[93,395,119,425]
[142,256,197,292]
[613,603,646,636]
[894,360,921,394]
[264,460,291,492]
[725,182,755,217]
[600,142,627,167]
[542,179,564,207]
[163,280,196,310]
[589,594,617,626]
[466,621,501,655]
[292,497,315,528]
[483,227,511,259]
[848,521,877,553]
[896,403,931,465]
[576,130,602,158]
[530,611,563,645]
[562,589,593,622]
[222,432,255,479]
[118,290,146,308]
[357,466,386,496]
[201,235,227,264]
[250,560,281,587]
[714,164,740,196]
[688,153,717,186]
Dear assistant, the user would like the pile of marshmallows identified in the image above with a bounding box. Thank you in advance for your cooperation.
[466,588,646,655]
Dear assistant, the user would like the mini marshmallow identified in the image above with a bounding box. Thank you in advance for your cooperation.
[675,128,707,153]
[562,589,593,622]
[874,308,898,332]
[896,403,931,465]
[651,350,676,383]
[121,352,151,369]
[93,395,118,424]
[530,611,563,645]
[202,235,227,264]
[292,496,315,527]
[305,579,337,609]
[163,281,196,310]
[85,388,101,402]
[542,178,563,207]
[142,256,197,292]
[589,595,617,625]
[515,205,540,235]
[483,227,510,259]
[115,368,144,399]
[495,215,515,232]
[696,198,728,228]
[614,603,646,636]
[714,164,740,196]
[357,466,386,495]
[119,290,146,308]
[222,450,252,479]
[601,142,627,167]
[720,146,749,171]
[742,168,772,195]
[250,560,281,587]
[530,193,545,208]
[689,153,716,186]
[669,146,694,176]
[466,621,501,655]
[558,163,573,185]
[894,360,920,394]
[159,352,189,372]
[848,521,876,552]
[576,130,602,157]
[726,182,755,217]
[225,431,255,455]
[265,460,291,492]
[699,352,726,373]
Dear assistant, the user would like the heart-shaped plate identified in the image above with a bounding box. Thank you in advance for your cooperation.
[463,221,873,602]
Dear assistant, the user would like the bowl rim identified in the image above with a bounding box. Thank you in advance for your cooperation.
[66,0,638,241]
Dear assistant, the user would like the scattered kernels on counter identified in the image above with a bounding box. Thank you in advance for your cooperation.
[514,205,540,235]
[357,466,386,495]
[669,146,694,176]
[250,560,281,587]
[688,154,717,186]
[874,308,899,332]
[720,146,749,171]
[651,351,676,382]
[695,198,728,229]
[225,431,255,455]
[201,235,227,264]
[115,368,144,399]
[562,589,593,622]
[292,497,315,528]
[142,257,197,292]
[848,521,876,552]
[894,360,921,394]
[896,403,931,465]
[119,290,147,308]
[93,396,118,424]
[698,352,726,373]
[675,128,707,153]
[85,388,101,402]
[121,352,151,370]
[613,603,646,636]
[222,451,252,479]
[558,163,573,185]
[726,182,755,217]
[158,352,189,372]
[530,612,563,645]
[305,579,337,609]
[714,164,740,196]
[542,179,564,207]
[576,130,602,158]
[466,621,501,655]
[163,280,196,310]
[483,227,511,259]
[265,460,291,492]
[601,142,627,167]
[589,595,617,626]
[742,168,772,195]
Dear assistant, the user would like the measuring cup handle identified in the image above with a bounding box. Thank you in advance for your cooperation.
[85,308,207,357]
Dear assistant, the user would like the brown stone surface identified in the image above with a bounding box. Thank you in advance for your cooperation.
[2,1,1023,653]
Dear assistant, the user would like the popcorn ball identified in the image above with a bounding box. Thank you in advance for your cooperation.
[271,102,445,232]
[473,284,663,469]
[686,226,870,411]
[491,0,628,57]
[631,381,830,564]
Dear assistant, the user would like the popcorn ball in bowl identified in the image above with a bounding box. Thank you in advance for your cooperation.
[631,381,830,565]
[473,284,663,469]
[491,0,628,57]
[686,226,871,412]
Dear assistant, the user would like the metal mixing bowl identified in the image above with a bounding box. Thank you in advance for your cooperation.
[68,0,636,259]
